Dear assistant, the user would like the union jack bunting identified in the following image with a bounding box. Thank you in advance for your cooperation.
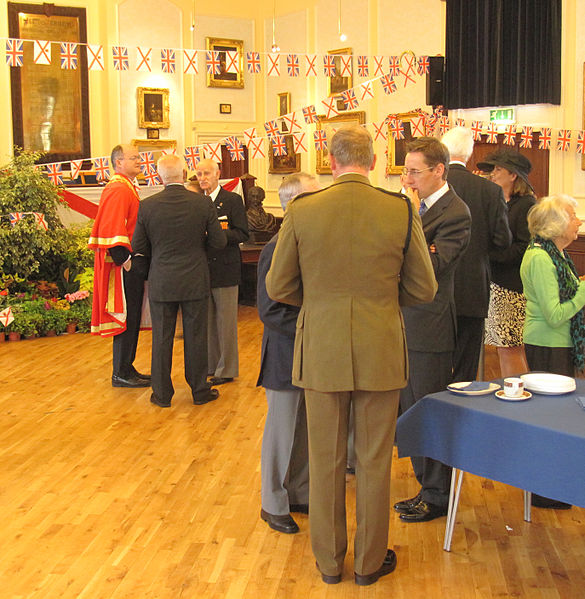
[538,128,552,150]
[45,163,63,185]
[438,116,450,136]
[372,120,387,141]
[341,89,359,110]
[34,40,51,65]
[502,125,516,146]
[264,120,280,139]
[389,56,401,77]
[380,74,397,95]
[161,148,177,156]
[8,213,23,226]
[112,46,129,71]
[339,55,352,77]
[93,157,110,181]
[248,137,265,159]
[267,54,280,77]
[411,115,426,138]
[357,55,369,77]
[321,97,339,119]
[225,51,238,73]
[305,54,317,76]
[205,143,222,162]
[246,52,261,74]
[271,134,288,156]
[243,127,258,146]
[87,44,104,71]
[323,55,336,77]
[577,131,585,155]
[519,126,533,148]
[70,159,83,180]
[287,54,299,77]
[455,118,466,128]
[206,51,221,75]
[161,49,176,73]
[417,55,430,75]
[60,42,78,69]
[401,53,417,86]
[557,129,572,152]
[139,151,155,174]
[292,132,308,153]
[0,306,14,327]
[183,49,198,74]
[282,112,301,134]
[183,147,201,170]
[302,105,318,124]
[5,39,24,67]
[359,81,374,101]
[389,118,405,140]
[136,47,152,72]
[485,123,499,144]
[313,130,328,151]
[143,168,161,186]
[373,56,385,77]
[471,121,484,141]
[33,212,48,231]
[226,136,245,161]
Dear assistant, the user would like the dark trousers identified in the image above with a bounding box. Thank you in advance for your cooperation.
[112,267,144,378]
[525,344,574,377]
[452,315,485,383]
[400,350,453,507]
[150,297,209,404]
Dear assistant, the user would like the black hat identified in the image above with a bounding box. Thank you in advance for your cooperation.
[476,150,533,190]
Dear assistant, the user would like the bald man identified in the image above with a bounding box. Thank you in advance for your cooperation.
[195,159,249,385]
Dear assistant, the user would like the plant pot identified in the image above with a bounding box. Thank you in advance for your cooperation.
[66,322,77,334]
[45,329,57,337]
[8,332,21,342]
[0,332,5,342]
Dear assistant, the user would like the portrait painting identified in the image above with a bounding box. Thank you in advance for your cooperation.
[327,47,353,107]
[269,135,300,174]
[315,110,366,174]
[206,37,244,88]
[278,92,290,133]
[386,111,419,175]
[137,87,170,129]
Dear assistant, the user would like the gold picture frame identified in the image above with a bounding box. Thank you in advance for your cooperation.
[386,111,420,175]
[278,92,291,132]
[315,110,366,174]
[327,47,353,111]
[206,37,244,88]
[137,87,170,129]
[269,135,300,174]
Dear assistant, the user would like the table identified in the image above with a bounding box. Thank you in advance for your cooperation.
[396,379,585,549]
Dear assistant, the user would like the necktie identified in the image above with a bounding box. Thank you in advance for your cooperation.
[419,199,427,216]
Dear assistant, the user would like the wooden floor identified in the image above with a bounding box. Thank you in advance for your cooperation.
[1,306,585,598]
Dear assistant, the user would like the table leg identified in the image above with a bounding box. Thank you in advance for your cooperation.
[443,468,464,552]
[523,490,532,522]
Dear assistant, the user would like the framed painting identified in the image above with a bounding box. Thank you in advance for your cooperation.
[8,2,90,164]
[206,37,244,88]
[269,136,300,174]
[137,87,170,129]
[386,111,420,175]
[327,47,353,112]
[278,92,291,132]
[315,110,366,174]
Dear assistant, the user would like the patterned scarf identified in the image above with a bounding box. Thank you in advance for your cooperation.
[531,236,585,371]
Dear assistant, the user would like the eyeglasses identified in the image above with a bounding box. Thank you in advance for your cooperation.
[401,166,434,177]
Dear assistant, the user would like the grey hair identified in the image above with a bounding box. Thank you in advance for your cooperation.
[110,145,124,170]
[329,125,374,169]
[278,172,319,210]
[441,126,474,162]
[527,194,578,240]
[157,154,184,184]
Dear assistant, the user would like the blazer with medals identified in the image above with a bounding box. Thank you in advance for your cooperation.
[266,173,437,393]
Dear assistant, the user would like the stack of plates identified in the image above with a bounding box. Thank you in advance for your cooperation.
[520,373,576,395]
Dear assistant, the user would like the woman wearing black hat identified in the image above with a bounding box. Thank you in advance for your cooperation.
[477,150,536,376]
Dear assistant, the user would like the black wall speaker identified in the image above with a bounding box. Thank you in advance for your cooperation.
[426,56,445,107]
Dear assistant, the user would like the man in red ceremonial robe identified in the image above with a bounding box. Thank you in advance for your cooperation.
[88,144,150,388]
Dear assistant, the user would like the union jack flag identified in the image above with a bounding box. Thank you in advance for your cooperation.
[183,147,201,170]
[485,123,499,144]
[243,127,258,146]
[5,39,24,67]
[161,49,176,73]
[247,52,261,74]
[418,55,429,75]
[206,51,221,75]
[357,55,369,77]
[389,56,401,77]
[503,125,516,146]
[183,49,198,74]
[226,136,245,161]
[267,54,280,76]
[538,128,552,150]
[112,46,129,71]
[380,74,396,95]
[143,168,161,186]
[136,47,152,72]
[287,54,299,77]
[70,159,83,180]
[139,151,155,174]
[225,51,238,73]
[249,137,265,159]
[455,118,466,128]
[34,40,51,65]
[33,212,48,231]
[557,129,572,152]
[323,55,336,77]
[411,115,426,138]
[302,105,318,124]
[282,112,301,133]
[305,54,317,76]
[292,132,308,153]
[60,42,78,69]
[471,121,484,141]
[264,120,280,139]
[321,97,339,118]
[87,44,104,71]
[373,55,385,76]
[341,89,359,110]
[93,157,110,181]
[359,81,374,101]
[389,118,405,140]
[271,134,288,156]
[339,55,352,77]
[372,120,387,141]
[314,130,328,151]
[577,131,585,155]
[45,163,63,185]
[8,212,23,226]
[519,126,533,148]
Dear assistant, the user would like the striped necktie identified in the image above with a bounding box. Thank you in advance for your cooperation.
[419,199,428,216]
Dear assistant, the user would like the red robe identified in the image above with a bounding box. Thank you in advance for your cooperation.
[88,175,140,337]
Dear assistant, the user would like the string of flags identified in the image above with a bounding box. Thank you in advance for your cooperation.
[2,212,48,229]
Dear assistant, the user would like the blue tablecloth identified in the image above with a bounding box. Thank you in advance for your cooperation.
[396,379,585,508]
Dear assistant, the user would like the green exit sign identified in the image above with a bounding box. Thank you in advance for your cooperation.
[490,108,516,124]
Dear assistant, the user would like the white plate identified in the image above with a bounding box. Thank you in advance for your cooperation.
[520,373,576,394]
[495,389,532,401]
[447,382,501,396]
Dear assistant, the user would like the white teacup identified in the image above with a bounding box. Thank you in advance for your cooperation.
[503,377,524,398]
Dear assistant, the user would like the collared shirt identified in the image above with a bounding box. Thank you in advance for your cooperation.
[421,181,449,212]
[449,160,467,167]
[208,185,221,202]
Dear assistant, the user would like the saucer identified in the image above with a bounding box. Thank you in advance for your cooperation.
[495,389,532,401]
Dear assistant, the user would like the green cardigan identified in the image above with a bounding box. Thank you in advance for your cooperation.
[520,245,585,347]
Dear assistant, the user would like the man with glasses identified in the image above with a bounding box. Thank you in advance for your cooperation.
[89,144,150,388]
[394,137,471,522]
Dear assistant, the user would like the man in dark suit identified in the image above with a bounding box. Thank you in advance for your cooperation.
[194,159,249,385]
[395,137,472,523]
[131,155,226,407]
[441,127,512,382]
[257,173,319,535]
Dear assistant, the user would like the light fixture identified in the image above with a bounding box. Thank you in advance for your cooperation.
[271,0,280,53]
[338,0,347,42]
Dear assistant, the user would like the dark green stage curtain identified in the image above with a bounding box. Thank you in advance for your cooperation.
[445,0,561,109]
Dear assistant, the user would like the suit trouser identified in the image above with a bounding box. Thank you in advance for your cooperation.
[261,388,309,515]
[207,285,239,378]
[112,267,144,378]
[305,389,400,577]
[452,315,485,383]
[400,350,453,507]
[150,297,209,404]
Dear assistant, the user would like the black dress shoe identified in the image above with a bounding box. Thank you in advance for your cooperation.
[316,562,341,584]
[531,493,572,510]
[355,549,397,586]
[112,374,150,388]
[399,500,448,523]
[150,393,171,408]
[133,370,151,381]
[193,388,219,405]
[393,492,422,514]
[209,376,234,385]
[289,503,309,514]
[260,509,299,534]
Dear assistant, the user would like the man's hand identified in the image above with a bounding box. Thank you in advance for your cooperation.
[123,258,132,272]
[403,186,421,213]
